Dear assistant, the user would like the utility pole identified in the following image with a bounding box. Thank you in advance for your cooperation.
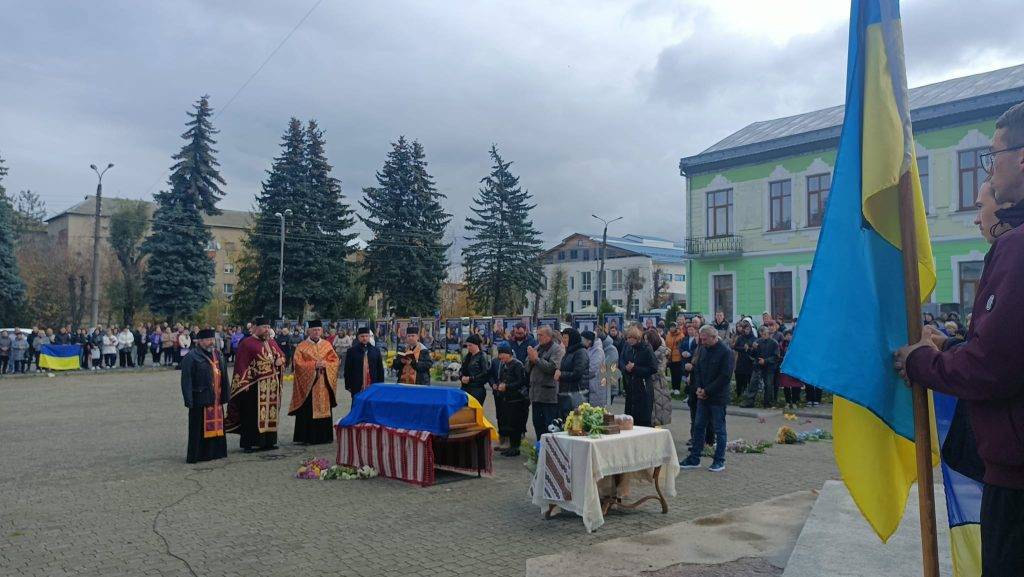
[592,214,622,309]
[89,163,114,328]
[274,209,292,319]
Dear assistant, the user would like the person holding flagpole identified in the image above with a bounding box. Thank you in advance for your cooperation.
[896,102,1024,577]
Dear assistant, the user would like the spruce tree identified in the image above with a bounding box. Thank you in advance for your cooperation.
[462,145,544,314]
[236,118,307,319]
[142,96,222,322]
[360,138,451,317]
[235,119,357,320]
[0,154,26,322]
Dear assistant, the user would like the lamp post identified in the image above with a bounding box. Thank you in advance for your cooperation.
[274,209,292,319]
[89,163,114,328]
[592,214,622,308]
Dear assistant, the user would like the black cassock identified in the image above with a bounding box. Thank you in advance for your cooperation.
[181,348,229,464]
[292,387,337,445]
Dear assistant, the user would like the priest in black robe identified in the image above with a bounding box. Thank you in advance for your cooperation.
[343,327,385,397]
[180,328,229,463]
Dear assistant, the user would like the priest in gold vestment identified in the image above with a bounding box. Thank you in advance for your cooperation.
[288,320,340,445]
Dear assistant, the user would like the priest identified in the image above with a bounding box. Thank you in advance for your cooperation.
[343,326,385,397]
[288,320,340,445]
[392,325,433,385]
[180,328,229,463]
[225,317,285,452]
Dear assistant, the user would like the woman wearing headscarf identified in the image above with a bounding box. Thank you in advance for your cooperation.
[581,331,607,408]
[648,329,672,426]
[555,328,590,419]
[619,325,656,427]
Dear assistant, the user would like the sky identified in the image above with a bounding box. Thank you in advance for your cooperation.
[2,0,1023,262]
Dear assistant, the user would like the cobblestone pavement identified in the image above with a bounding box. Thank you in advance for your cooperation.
[0,370,837,577]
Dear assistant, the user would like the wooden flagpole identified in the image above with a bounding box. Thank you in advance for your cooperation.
[896,172,941,577]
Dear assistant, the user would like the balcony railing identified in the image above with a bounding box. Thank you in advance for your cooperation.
[684,235,743,259]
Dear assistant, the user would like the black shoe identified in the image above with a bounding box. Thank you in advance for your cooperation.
[503,448,520,457]
[242,447,256,454]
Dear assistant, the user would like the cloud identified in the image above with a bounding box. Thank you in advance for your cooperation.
[1,0,1022,264]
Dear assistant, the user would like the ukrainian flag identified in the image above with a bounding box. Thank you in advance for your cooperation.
[781,0,937,542]
[935,393,982,577]
[39,344,82,371]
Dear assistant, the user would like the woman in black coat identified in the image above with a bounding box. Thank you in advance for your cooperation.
[459,334,490,404]
[556,328,590,419]
[619,325,656,426]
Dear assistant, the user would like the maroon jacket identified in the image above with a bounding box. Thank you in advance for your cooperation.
[907,225,1024,490]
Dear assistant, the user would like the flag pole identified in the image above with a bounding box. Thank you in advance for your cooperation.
[896,172,941,577]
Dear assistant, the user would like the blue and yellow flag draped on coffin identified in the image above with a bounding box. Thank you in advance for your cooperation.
[781,0,937,543]
[39,344,82,371]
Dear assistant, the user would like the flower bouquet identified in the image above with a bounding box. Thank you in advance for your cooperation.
[563,403,610,438]
[295,457,378,481]
[776,426,799,444]
[726,438,774,454]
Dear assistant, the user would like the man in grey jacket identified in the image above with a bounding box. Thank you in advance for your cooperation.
[527,326,564,440]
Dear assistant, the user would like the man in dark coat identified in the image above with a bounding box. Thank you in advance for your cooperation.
[895,101,1024,576]
[180,328,229,463]
[343,327,385,397]
[492,343,529,456]
[506,322,537,365]
[680,325,734,472]
[392,326,433,385]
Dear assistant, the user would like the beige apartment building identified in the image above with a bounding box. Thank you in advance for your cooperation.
[46,196,251,301]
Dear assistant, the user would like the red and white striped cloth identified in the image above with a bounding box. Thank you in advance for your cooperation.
[335,423,435,486]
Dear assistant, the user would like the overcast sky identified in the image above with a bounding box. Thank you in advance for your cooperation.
[2,0,1023,255]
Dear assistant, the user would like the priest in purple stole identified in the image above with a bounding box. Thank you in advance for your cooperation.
[180,328,229,463]
[225,317,285,452]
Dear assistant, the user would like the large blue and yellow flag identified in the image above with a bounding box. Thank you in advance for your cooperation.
[39,344,82,371]
[781,0,936,543]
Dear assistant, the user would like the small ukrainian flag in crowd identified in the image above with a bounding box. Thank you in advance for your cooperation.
[781,0,936,544]
[38,344,82,371]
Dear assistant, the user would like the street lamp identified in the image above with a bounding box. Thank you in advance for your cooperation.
[89,163,114,328]
[274,209,293,319]
[592,214,622,310]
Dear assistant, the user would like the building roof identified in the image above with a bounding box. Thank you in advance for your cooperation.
[47,196,252,229]
[680,63,1024,175]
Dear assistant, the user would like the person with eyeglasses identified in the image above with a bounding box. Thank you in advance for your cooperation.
[895,101,1024,577]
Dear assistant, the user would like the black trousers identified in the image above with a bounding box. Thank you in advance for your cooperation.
[624,377,653,427]
[531,401,558,440]
[981,483,1024,576]
[735,372,751,398]
[668,361,684,392]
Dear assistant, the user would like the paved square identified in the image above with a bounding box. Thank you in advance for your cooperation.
[0,370,837,577]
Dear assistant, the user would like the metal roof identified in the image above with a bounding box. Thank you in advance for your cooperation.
[589,233,686,264]
[680,63,1024,175]
[48,196,252,229]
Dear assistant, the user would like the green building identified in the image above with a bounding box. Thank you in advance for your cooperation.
[679,64,1024,322]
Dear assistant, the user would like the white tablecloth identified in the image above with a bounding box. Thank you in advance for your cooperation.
[530,426,679,532]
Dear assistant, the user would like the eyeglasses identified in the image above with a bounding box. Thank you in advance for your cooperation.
[979,144,1024,173]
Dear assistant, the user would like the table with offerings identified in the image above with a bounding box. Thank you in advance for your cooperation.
[529,426,679,532]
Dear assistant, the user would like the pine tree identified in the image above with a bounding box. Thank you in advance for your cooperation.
[169,95,225,215]
[299,119,357,317]
[0,154,26,322]
[236,118,307,320]
[360,138,451,317]
[142,96,222,322]
[462,145,544,315]
[234,119,358,320]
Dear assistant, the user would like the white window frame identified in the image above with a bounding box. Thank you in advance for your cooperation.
[610,269,624,291]
[580,271,592,292]
[797,265,812,312]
